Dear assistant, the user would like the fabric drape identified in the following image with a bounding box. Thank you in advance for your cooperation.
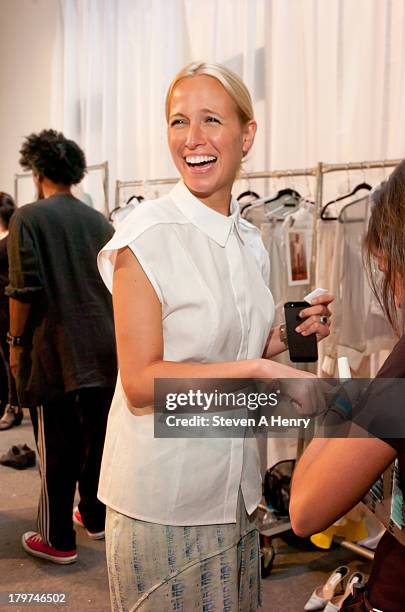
[53,0,405,211]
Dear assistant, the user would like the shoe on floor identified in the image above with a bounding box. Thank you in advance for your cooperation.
[0,444,36,470]
[0,405,23,430]
[22,531,77,564]
[73,506,105,540]
[304,565,349,610]
[324,572,366,612]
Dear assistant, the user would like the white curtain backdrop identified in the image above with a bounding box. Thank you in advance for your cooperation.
[52,0,405,210]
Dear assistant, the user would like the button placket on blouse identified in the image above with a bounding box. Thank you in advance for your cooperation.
[225,225,249,361]
[224,226,250,517]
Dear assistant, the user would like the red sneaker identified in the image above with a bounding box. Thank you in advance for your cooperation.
[73,506,105,540]
[22,531,77,564]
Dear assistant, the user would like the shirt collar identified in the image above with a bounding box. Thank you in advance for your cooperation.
[170,181,243,247]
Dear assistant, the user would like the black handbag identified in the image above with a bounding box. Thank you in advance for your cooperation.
[263,459,295,517]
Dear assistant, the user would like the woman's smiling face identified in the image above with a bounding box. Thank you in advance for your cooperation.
[167,74,256,212]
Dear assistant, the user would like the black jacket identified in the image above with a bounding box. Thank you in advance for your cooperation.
[7,194,117,406]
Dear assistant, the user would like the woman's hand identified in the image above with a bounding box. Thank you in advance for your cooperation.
[258,359,316,380]
[295,293,334,342]
[263,293,335,359]
[257,359,329,416]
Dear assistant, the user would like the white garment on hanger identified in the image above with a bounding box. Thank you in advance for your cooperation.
[320,199,395,376]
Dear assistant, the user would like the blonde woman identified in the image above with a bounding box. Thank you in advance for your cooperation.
[98,62,333,611]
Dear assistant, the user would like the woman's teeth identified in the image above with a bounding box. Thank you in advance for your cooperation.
[185,155,217,166]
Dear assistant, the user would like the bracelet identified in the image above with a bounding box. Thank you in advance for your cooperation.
[279,323,288,348]
[6,332,25,347]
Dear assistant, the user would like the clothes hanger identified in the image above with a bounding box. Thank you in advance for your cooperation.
[236,190,260,202]
[268,200,300,220]
[237,191,261,215]
[337,161,373,222]
[241,188,301,216]
[338,192,371,223]
[264,187,301,205]
[108,194,144,222]
[273,195,314,224]
[240,195,272,215]
[320,182,372,221]
[268,168,301,206]
[126,194,144,205]
[263,191,307,224]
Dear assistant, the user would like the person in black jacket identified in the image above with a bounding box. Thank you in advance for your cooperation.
[7,129,117,564]
[0,192,23,430]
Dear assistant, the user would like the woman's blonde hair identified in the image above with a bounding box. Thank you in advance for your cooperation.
[364,160,405,335]
[165,61,254,125]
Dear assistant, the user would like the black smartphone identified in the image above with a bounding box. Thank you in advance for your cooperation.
[284,301,318,363]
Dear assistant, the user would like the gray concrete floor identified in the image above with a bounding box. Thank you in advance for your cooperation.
[0,412,372,611]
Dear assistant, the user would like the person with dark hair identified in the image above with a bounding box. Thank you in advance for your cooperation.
[6,129,117,564]
[290,162,405,611]
[0,192,23,429]
[19,129,86,187]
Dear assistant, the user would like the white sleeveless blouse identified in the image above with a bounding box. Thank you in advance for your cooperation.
[97,181,275,525]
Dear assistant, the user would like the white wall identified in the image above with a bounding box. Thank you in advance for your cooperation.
[0,0,59,196]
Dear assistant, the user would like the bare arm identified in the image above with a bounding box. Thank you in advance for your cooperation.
[9,298,31,377]
[289,437,396,537]
[9,297,31,336]
[113,247,314,409]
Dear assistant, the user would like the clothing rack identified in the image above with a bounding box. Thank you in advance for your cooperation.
[114,167,318,209]
[114,177,179,209]
[14,161,110,217]
[115,157,402,292]
[115,158,401,205]
[316,158,402,205]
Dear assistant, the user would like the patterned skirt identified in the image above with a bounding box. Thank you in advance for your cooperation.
[105,490,261,611]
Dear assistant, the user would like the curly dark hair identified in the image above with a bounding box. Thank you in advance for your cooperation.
[0,192,16,230]
[19,129,86,186]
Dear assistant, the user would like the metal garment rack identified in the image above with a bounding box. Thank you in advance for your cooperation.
[117,156,402,200]
[315,158,403,206]
[115,157,402,294]
[14,161,110,217]
[114,177,178,208]
[114,158,401,342]
[115,166,320,290]
[114,167,318,209]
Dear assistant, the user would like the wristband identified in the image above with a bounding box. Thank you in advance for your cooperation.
[279,323,288,348]
[6,332,25,347]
